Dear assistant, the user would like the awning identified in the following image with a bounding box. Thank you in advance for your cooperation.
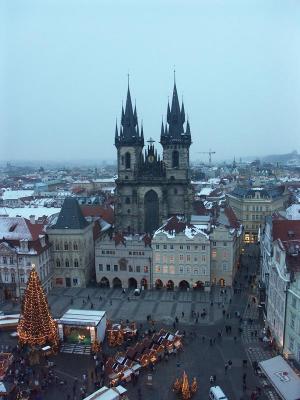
[259,356,300,400]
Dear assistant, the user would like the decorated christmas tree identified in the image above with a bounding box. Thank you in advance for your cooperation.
[17,266,58,349]
[182,371,191,400]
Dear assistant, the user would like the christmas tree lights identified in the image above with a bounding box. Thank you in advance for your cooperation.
[17,266,58,349]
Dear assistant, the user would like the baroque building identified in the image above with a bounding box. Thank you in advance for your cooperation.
[114,81,193,234]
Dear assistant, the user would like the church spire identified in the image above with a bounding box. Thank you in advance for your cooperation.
[115,79,144,148]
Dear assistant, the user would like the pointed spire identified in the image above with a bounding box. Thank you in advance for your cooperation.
[161,118,165,136]
[115,119,118,139]
[181,101,185,124]
[141,121,144,139]
[167,101,171,123]
[121,105,125,125]
[186,118,191,135]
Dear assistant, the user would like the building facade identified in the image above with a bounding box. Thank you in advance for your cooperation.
[152,216,211,290]
[0,216,52,299]
[95,232,152,289]
[114,82,193,234]
[47,198,94,288]
[227,186,289,242]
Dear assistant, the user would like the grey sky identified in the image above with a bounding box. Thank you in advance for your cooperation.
[1,0,300,163]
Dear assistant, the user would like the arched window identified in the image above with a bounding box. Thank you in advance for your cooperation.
[74,259,79,268]
[125,152,131,169]
[172,150,179,168]
[65,259,69,268]
[64,242,68,251]
[73,242,78,250]
[56,259,60,267]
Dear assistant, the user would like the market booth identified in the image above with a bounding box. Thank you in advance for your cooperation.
[58,309,106,345]
[259,356,300,400]
[83,385,128,400]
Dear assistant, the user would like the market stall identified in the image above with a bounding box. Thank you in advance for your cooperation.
[58,309,106,345]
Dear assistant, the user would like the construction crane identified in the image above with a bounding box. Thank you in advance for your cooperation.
[198,149,216,164]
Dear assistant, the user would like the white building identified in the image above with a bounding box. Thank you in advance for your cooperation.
[0,216,52,299]
[152,216,211,290]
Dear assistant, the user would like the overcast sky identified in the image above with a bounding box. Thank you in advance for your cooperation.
[1,0,300,164]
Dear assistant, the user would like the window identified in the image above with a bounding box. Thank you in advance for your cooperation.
[11,274,15,283]
[9,256,14,264]
[156,245,159,249]
[73,278,78,286]
[170,256,174,262]
[202,255,206,262]
[55,243,59,250]
[179,255,184,261]
[212,242,216,247]
[120,263,127,271]
[289,336,294,351]
[155,266,160,273]
[202,267,206,275]
[180,245,183,250]
[155,254,160,262]
[194,269,198,275]
[3,256,7,264]
[144,266,148,273]
[172,150,179,168]
[194,257,198,262]
[106,264,111,271]
[74,259,79,268]
[129,265,133,272]
[73,242,78,250]
[64,242,68,250]
[187,255,191,261]
[179,266,184,274]
[187,245,190,250]
[4,274,8,282]
[125,197,131,204]
[163,266,168,273]
[65,259,70,268]
[169,265,175,274]
[56,259,61,267]
[223,242,227,247]
[20,275,25,283]
[99,264,103,271]
[169,244,173,249]
[202,245,205,251]
[163,245,167,249]
[114,264,118,272]
[222,262,228,271]
[291,313,295,329]
[125,152,131,169]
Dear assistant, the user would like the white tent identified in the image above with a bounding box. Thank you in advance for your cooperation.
[259,356,300,400]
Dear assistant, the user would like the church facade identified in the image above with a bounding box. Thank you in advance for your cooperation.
[114,81,193,234]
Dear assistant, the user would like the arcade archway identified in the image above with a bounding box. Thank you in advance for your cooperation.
[179,280,190,290]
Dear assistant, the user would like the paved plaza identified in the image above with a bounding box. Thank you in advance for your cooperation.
[0,244,282,400]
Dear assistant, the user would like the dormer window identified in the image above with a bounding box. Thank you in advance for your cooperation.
[125,152,131,169]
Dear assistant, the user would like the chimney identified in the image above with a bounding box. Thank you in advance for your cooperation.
[29,215,35,224]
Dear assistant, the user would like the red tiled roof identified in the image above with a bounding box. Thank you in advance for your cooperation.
[272,220,300,242]
[24,219,46,240]
[160,216,194,234]
[224,206,240,229]
[193,201,208,216]
[81,205,114,224]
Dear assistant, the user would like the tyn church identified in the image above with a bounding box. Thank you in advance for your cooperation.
[114,80,193,234]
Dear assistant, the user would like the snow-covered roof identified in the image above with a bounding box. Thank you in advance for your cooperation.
[59,309,106,327]
[197,187,213,197]
[1,190,35,200]
[154,216,209,239]
[0,207,60,219]
[0,216,45,240]
[286,204,300,220]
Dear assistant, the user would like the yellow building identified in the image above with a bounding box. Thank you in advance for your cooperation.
[227,186,289,243]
